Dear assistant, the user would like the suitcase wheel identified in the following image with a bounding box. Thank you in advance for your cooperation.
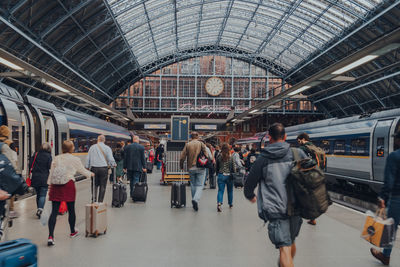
[85,231,89,237]
[94,231,99,238]
[104,229,107,235]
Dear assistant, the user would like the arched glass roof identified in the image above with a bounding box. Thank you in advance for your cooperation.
[106,0,383,70]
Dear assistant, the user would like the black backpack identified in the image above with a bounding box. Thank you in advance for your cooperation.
[287,148,332,220]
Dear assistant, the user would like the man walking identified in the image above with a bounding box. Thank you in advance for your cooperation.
[370,131,400,266]
[123,136,146,199]
[86,135,115,203]
[244,123,307,267]
[180,132,209,211]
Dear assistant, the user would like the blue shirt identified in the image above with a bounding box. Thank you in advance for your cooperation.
[85,142,116,169]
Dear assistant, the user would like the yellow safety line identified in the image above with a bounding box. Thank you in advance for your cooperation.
[72,152,88,156]
[326,155,369,159]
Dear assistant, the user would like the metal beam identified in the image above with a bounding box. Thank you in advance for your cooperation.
[195,0,205,50]
[103,0,143,77]
[215,0,235,48]
[0,15,113,100]
[41,0,92,38]
[314,70,400,103]
[173,0,179,52]
[255,0,303,54]
[286,0,400,79]
[142,1,159,59]
[234,0,262,49]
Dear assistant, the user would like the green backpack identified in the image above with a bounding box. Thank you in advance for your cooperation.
[287,148,332,220]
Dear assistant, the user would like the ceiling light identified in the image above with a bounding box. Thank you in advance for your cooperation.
[0,57,24,71]
[249,109,259,114]
[45,81,70,93]
[287,85,311,96]
[331,55,378,75]
[231,119,237,122]
[123,118,130,121]
[101,107,111,112]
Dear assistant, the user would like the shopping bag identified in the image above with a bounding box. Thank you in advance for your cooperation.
[361,209,396,248]
[26,177,31,187]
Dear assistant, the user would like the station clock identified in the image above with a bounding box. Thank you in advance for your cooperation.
[205,77,224,96]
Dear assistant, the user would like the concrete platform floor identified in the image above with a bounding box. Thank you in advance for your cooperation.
[7,169,400,267]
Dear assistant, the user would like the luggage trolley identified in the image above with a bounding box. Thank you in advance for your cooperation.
[161,141,190,183]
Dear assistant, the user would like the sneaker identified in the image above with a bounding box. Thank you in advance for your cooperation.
[47,237,55,246]
[70,230,79,238]
[192,200,198,211]
[217,204,222,212]
[36,209,42,219]
[229,205,233,209]
[370,248,390,265]
[307,219,316,225]
[9,211,19,219]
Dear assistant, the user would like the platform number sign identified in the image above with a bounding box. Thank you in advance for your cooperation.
[171,116,190,141]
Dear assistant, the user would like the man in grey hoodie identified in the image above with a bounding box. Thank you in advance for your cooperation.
[244,123,307,267]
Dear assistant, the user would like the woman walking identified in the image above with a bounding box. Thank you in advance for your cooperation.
[30,143,52,219]
[215,143,235,212]
[47,140,93,246]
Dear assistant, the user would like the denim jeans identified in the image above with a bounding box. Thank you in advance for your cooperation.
[128,171,142,198]
[189,168,206,202]
[156,161,161,170]
[383,196,400,257]
[217,174,233,205]
[33,186,48,210]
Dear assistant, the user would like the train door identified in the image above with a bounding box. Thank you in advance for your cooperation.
[42,114,56,159]
[389,119,400,152]
[18,108,31,177]
[372,119,394,182]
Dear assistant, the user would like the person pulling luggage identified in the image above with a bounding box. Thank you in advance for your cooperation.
[123,135,146,200]
[47,140,93,246]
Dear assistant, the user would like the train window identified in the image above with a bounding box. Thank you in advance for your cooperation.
[333,140,345,155]
[394,120,400,151]
[376,137,384,157]
[319,140,331,154]
[61,132,67,143]
[77,136,88,152]
[351,138,368,156]
[11,126,19,155]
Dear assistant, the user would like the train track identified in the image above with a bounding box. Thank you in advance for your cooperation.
[328,191,378,213]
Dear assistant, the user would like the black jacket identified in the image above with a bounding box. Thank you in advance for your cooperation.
[123,143,146,172]
[30,151,52,187]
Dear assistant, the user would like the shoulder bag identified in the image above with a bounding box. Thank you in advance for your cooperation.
[98,144,112,176]
[26,152,38,187]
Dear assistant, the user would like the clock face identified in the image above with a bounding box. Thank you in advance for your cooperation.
[205,77,224,96]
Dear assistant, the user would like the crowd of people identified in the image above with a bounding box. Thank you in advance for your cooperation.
[0,123,398,267]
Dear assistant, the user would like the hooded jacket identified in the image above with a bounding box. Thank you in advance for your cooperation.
[244,141,307,221]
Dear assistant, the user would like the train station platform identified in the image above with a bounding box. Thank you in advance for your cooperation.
[7,169,400,267]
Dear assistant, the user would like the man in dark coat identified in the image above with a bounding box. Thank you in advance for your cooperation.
[124,135,146,199]
[370,131,400,266]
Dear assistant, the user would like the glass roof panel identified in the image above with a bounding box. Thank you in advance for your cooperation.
[106,0,385,72]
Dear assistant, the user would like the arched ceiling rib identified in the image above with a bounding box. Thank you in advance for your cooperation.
[106,0,383,69]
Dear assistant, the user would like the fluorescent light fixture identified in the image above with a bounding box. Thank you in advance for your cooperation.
[243,116,251,120]
[249,109,259,114]
[0,57,24,71]
[45,81,70,93]
[101,107,111,112]
[123,118,130,121]
[288,85,311,96]
[231,119,237,122]
[331,55,378,75]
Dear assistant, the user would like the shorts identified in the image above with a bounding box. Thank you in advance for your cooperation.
[267,216,303,248]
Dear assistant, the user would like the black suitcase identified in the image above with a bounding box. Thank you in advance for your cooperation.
[112,182,127,207]
[209,174,216,189]
[233,172,244,188]
[132,173,148,202]
[171,183,186,208]
[146,162,153,174]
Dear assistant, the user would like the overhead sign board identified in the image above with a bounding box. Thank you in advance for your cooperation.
[171,116,190,141]
[144,124,167,130]
[194,124,217,130]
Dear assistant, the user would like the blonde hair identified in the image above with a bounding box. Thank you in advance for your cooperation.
[62,140,74,153]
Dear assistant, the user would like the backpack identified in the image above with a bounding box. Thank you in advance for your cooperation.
[196,150,209,168]
[287,148,332,220]
[49,156,70,185]
[0,143,24,195]
[114,149,123,162]
[304,144,327,170]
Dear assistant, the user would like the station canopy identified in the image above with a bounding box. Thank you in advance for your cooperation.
[0,0,399,118]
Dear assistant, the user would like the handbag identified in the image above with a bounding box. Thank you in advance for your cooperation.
[361,209,396,248]
[98,144,112,175]
[27,152,38,187]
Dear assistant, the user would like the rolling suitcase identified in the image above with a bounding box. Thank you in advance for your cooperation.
[171,172,186,208]
[233,172,244,188]
[112,168,127,208]
[86,177,107,238]
[132,172,148,202]
[209,174,216,189]
[0,238,37,267]
[146,162,153,174]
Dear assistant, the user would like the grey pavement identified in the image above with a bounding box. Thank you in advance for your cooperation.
[8,169,400,267]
